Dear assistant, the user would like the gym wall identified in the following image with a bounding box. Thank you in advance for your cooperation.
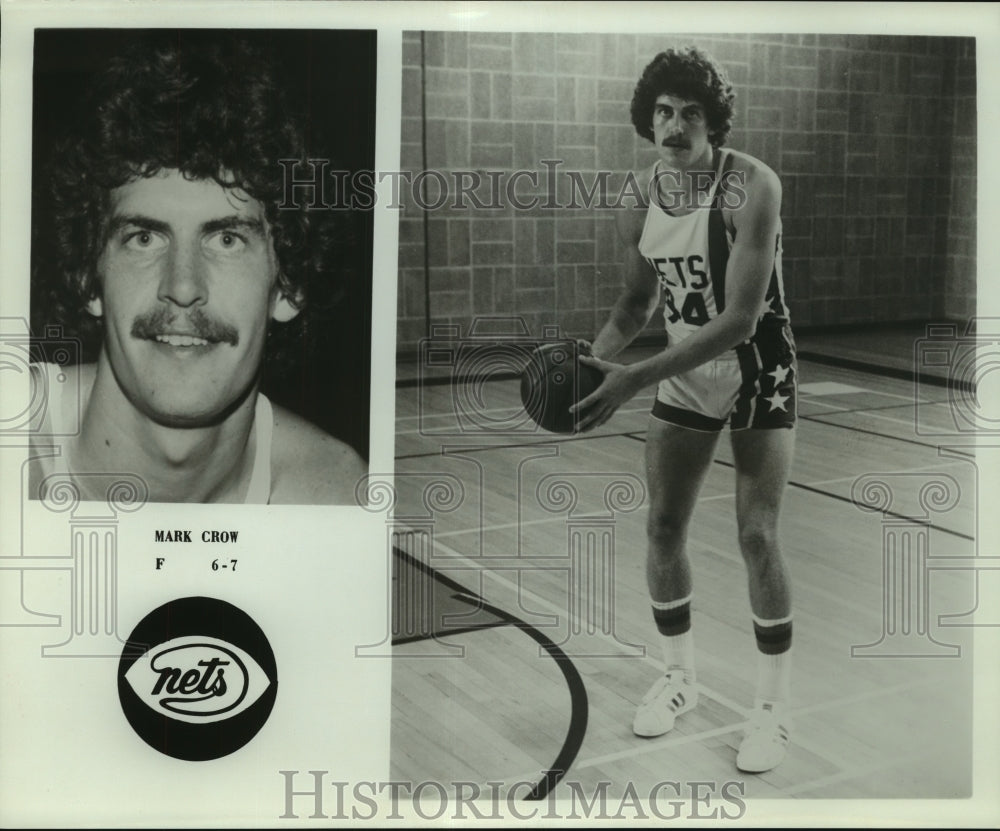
[396,32,976,355]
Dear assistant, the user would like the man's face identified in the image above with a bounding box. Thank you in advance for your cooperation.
[652,93,713,170]
[92,169,299,427]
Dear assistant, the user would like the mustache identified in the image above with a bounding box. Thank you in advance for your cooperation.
[131,308,239,346]
[662,137,690,148]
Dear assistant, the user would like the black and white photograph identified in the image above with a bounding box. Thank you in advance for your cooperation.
[28,27,375,505]
[389,19,998,820]
[1,1,998,828]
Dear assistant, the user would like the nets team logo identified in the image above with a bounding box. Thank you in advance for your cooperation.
[117,597,278,760]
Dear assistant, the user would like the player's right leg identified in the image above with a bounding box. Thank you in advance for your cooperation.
[633,415,720,737]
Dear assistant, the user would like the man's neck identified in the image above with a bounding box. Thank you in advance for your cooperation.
[73,358,260,503]
[655,147,719,212]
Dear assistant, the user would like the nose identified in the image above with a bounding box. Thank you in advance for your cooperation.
[158,244,207,307]
[665,112,685,135]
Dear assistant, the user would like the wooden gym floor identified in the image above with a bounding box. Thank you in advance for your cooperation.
[389,325,979,801]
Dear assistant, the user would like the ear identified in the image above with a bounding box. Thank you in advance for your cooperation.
[85,296,103,317]
[270,290,303,323]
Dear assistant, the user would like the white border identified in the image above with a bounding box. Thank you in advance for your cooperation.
[1,1,998,827]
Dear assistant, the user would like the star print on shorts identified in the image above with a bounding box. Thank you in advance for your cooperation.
[731,320,797,430]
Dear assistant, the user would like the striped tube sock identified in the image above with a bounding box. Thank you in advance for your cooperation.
[652,596,695,685]
[752,614,792,710]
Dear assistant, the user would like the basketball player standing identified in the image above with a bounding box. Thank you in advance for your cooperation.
[573,47,797,773]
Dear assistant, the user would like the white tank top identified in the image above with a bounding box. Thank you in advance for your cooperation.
[31,362,273,504]
[637,150,788,346]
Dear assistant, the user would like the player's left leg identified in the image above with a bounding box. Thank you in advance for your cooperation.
[730,426,795,772]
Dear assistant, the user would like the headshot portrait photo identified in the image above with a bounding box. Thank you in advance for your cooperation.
[27,28,376,505]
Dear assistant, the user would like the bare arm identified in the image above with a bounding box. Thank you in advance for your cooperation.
[589,204,661,360]
[270,406,368,505]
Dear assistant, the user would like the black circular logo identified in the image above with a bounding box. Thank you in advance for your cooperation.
[118,597,278,761]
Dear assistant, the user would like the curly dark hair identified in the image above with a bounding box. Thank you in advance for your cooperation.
[32,30,350,365]
[630,47,736,147]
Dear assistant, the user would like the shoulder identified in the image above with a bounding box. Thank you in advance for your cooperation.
[615,164,654,243]
[722,149,781,203]
[28,362,94,432]
[268,403,368,505]
[720,149,781,232]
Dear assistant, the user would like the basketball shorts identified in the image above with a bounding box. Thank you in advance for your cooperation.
[651,321,797,432]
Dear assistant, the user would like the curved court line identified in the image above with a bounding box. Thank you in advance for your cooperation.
[391,547,589,802]
[391,620,509,646]
[450,592,589,803]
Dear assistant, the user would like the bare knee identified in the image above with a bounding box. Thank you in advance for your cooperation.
[738,522,780,566]
[647,510,688,557]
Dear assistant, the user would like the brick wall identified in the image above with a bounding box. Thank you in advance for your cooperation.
[397,32,977,354]
[944,38,977,321]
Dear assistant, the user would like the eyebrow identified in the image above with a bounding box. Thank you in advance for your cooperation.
[106,213,267,238]
[106,214,171,236]
[655,102,703,112]
[202,216,267,238]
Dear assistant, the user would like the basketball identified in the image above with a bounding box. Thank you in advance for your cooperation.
[519,341,604,434]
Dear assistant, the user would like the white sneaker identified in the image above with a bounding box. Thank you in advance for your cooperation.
[632,673,698,737]
[736,704,790,773]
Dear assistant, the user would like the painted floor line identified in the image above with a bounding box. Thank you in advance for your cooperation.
[555,674,948,781]
[778,745,943,798]
[402,534,962,796]
[427,458,970,542]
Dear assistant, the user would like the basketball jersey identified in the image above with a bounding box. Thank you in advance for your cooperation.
[31,362,274,504]
[637,150,790,347]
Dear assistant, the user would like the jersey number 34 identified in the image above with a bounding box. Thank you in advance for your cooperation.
[647,256,712,327]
